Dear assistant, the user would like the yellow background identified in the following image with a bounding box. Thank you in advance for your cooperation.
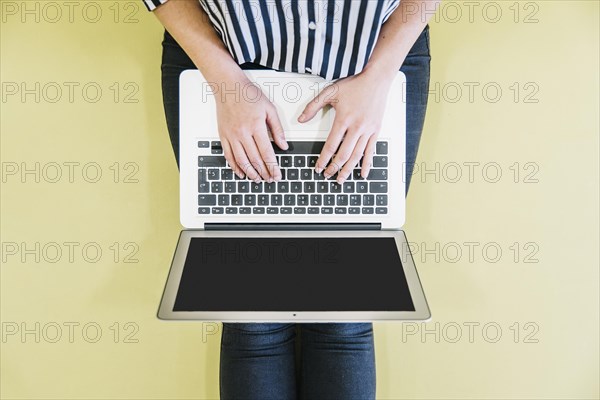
[1,1,598,398]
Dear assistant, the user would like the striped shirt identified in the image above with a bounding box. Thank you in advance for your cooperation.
[143,0,400,80]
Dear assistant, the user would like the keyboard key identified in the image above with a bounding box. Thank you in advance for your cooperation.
[304,182,315,193]
[367,169,387,180]
[362,207,374,214]
[258,195,269,205]
[271,194,283,206]
[267,207,279,214]
[281,207,292,214]
[198,207,210,214]
[218,195,229,206]
[343,182,354,193]
[281,156,292,167]
[322,207,333,214]
[376,141,388,154]
[324,195,335,206]
[198,141,209,148]
[207,169,219,180]
[244,194,256,205]
[277,182,289,192]
[363,195,374,206]
[373,156,388,167]
[294,156,305,167]
[310,195,322,206]
[308,156,318,167]
[356,182,368,193]
[226,207,237,214]
[349,207,360,214]
[376,207,388,214]
[198,169,207,183]
[370,182,388,193]
[198,195,216,205]
[265,182,276,192]
[336,194,348,206]
[297,195,309,206]
[211,140,221,147]
[335,207,347,214]
[376,195,388,206]
[221,169,234,180]
[199,182,210,193]
[251,182,263,193]
[211,182,223,193]
[225,182,236,193]
[253,207,265,214]
[353,169,363,180]
[291,182,302,192]
[211,148,223,154]
[294,207,306,214]
[272,141,325,154]
[330,182,342,193]
[199,156,226,168]
[212,207,224,214]
[317,182,328,193]
[231,195,243,206]
[350,195,361,205]
[238,182,249,192]
[288,169,299,180]
[284,195,295,205]
[301,169,312,180]
[240,207,251,214]
[308,207,319,214]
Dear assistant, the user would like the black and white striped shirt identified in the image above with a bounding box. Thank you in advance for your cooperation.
[144,0,400,80]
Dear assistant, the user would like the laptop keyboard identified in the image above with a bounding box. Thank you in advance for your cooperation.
[197,141,389,215]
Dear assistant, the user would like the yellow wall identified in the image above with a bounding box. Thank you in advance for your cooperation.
[1,1,598,398]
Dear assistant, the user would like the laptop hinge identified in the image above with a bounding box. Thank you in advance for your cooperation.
[205,223,381,231]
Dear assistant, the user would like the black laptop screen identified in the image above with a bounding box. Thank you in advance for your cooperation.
[173,237,415,312]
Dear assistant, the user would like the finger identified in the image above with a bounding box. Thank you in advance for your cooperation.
[361,134,378,179]
[324,126,362,180]
[242,135,271,182]
[253,127,281,182]
[298,84,334,123]
[222,139,244,178]
[230,140,261,182]
[316,118,346,175]
[336,134,370,184]
[266,106,288,151]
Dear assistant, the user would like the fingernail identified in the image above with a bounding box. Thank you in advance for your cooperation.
[315,167,322,174]
[298,113,305,122]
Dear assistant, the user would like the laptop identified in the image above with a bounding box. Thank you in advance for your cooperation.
[157,69,431,322]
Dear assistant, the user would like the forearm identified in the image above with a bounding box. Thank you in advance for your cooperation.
[362,0,441,80]
[153,0,247,84]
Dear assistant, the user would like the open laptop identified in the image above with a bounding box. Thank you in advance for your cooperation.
[157,69,431,322]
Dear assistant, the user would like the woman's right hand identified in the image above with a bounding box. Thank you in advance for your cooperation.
[215,76,288,183]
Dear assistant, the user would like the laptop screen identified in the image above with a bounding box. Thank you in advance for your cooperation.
[173,237,415,312]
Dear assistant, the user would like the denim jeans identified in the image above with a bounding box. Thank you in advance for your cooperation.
[160,25,430,400]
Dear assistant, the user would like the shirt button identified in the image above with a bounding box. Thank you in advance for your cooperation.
[308,21,317,30]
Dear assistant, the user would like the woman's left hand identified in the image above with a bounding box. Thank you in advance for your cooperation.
[297,69,392,184]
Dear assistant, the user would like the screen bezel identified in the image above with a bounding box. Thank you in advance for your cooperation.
[158,230,431,322]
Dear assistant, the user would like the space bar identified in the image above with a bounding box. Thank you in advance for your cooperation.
[272,141,325,154]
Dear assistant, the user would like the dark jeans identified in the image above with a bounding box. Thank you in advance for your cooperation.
[160,25,430,400]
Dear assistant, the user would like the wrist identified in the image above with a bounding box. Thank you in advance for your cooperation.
[361,59,402,83]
